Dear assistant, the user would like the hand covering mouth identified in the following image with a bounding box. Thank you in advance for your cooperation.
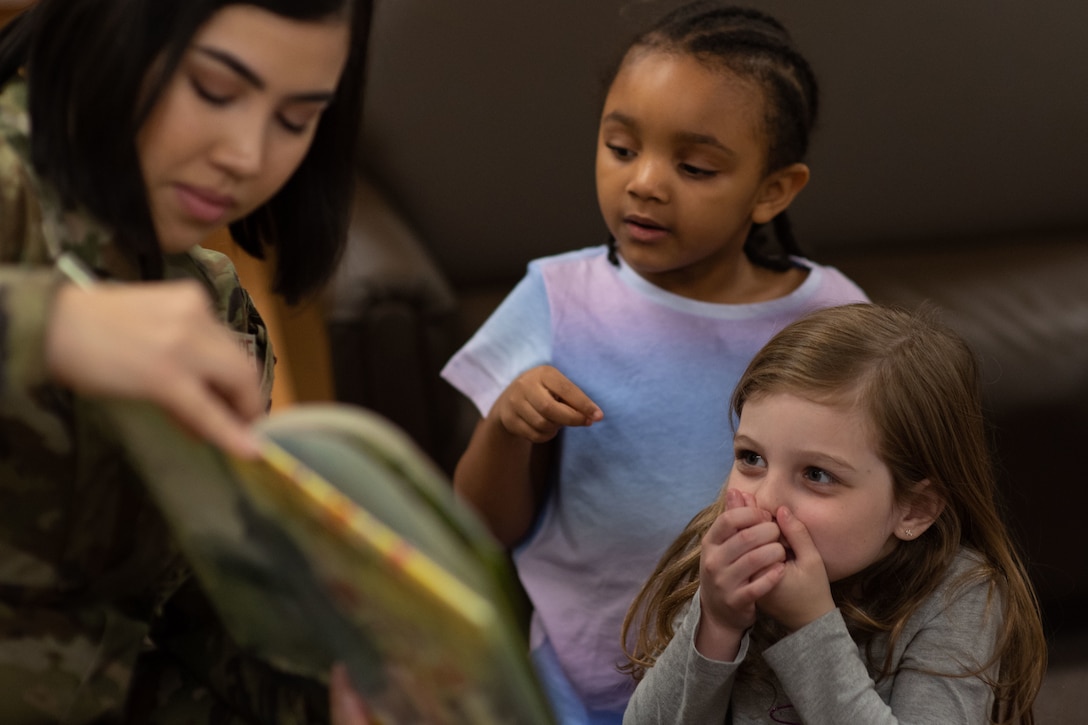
[770,516,796,561]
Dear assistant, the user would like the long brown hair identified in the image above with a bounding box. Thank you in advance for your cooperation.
[622,303,1045,724]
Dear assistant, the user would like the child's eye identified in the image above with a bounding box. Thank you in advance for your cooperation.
[679,163,716,178]
[606,143,635,160]
[803,467,836,485]
[735,449,765,468]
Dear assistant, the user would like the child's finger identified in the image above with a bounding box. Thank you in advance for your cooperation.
[539,368,603,424]
[776,506,820,564]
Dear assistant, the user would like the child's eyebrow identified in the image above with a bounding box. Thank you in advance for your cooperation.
[194,46,337,104]
[601,110,637,128]
[673,130,736,157]
[802,451,857,472]
[601,111,736,156]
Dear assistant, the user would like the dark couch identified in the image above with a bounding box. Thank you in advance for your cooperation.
[325,0,1088,718]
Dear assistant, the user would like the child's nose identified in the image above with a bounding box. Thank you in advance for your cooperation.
[626,157,668,202]
[753,478,783,515]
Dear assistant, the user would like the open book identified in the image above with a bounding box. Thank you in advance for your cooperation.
[103,400,555,725]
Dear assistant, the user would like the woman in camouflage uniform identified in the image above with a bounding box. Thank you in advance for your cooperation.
[0,0,371,721]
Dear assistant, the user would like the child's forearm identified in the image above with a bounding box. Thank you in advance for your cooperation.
[452,415,543,547]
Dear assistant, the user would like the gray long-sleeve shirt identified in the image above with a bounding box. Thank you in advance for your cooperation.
[624,550,1002,724]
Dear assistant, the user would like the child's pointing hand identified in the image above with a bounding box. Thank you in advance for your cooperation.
[491,365,603,443]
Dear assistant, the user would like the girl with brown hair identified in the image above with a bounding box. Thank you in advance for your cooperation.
[623,303,1046,724]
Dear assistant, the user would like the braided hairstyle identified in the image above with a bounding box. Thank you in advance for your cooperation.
[605,2,819,271]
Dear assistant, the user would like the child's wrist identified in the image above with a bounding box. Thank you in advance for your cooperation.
[694,610,745,662]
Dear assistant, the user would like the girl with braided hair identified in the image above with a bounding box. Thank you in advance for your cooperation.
[622,304,1046,724]
[441,3,866,722]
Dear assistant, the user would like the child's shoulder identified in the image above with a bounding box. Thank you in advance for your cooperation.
[527,245,609,272]
[919,548,1000,620]
[792,256,868,303]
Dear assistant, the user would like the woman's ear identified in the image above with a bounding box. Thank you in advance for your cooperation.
[752,163,810,225]
[895,479,945,541]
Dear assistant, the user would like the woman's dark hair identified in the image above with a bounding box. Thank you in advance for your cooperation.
[605,2,819,271]
[0,0,371,303]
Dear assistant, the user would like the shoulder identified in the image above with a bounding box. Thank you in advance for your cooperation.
[176,246,258,331]
[1,78,122,269]
[186,245,243,287]
[527,244,610,274]
[792,257,869,304]
[524,245,622,304]
[0,78,34,207]
[0,79,45,262]
[912,549,1001,633]
[187,246,246,296]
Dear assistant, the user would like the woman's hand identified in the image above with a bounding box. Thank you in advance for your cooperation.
[330,664,372,725]
[696,488,787,661]
[489,364,602,443]
[45,280,263,458]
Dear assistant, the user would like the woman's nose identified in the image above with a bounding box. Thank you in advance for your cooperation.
[211,116,266,178]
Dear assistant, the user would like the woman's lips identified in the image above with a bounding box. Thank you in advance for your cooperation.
[175,184,234,224]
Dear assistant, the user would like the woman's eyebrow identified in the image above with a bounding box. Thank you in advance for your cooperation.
[194,46,337,103]
[196,46,265,89]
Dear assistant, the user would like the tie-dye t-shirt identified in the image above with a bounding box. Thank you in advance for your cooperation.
[441,245,867,715]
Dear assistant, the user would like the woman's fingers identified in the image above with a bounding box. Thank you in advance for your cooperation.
[330,663,372,725]
[45,280,265,456]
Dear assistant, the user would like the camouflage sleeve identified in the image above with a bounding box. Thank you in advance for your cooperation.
[132,579,330,724]
[0,270,64,396]
[0,129,67,401]
[179,246,276,409]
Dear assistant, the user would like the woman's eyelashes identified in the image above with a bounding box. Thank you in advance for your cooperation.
[190,76,233,106]
[189,75,316,134]
[275,112,310,134]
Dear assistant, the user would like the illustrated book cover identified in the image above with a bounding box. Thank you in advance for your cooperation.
[103,400,555,725]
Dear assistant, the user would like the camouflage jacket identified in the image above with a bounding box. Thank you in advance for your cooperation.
[0,78,323,723]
